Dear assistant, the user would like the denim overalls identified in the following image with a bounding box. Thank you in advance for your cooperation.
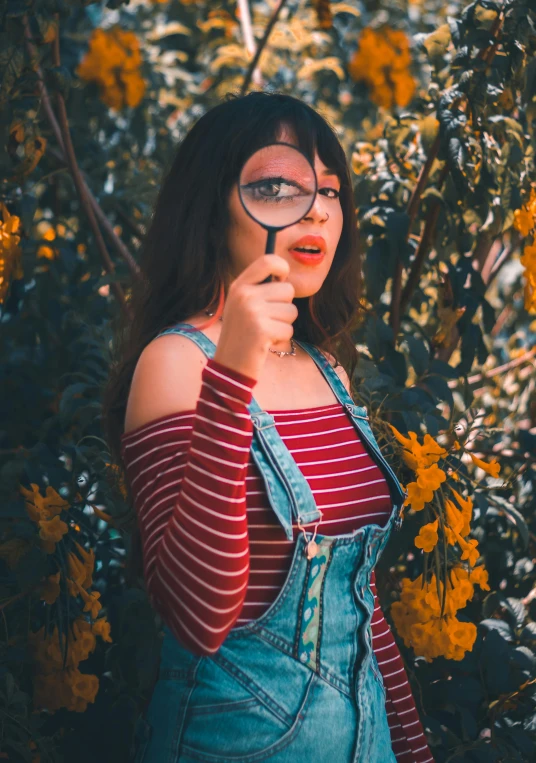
[131,323,405,763]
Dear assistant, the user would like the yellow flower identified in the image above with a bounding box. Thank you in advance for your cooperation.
[444,499,463,544]
[513,188,536,237]
[37,226,59,260]
[67,669,99,703]
[389,426,447,470]
[0,202,23,305]
[447,618,477,651]
[77,27,146,110]
[416,463,447,491]
[414,519,439,552]
[348,26,416,109]
[391,569,478,661]
[68,543,94,590]
[40,571,61,605]
[470,565,490,590]
[404,480,434,511]
[468,452,501,478]
[38,515,69,543]
[78,587,102,619]
[449,489,473,536]
[92,617,112,643]
[20,483,69,522]
[457,535,480,567]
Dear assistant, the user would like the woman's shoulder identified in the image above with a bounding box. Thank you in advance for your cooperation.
[124,324,210,435]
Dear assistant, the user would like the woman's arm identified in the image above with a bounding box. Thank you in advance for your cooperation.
[370,572,434,763]
[121,357,258,655]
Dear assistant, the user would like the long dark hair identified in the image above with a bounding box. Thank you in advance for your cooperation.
[102,90,364,587]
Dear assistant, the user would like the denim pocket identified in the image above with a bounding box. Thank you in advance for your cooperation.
[180,659,314,762]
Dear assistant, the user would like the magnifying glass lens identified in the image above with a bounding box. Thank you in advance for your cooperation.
[238,144,317,229]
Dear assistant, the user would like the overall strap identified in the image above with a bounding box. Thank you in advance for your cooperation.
[296,341,406,532]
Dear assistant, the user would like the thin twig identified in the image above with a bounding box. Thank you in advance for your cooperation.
[447,346,536,388]
[237,0,264,87]
[49,26,131,316]
[48,145,142,272]
[399,184,443,318]
[24,20,140,286]
[239,0,289,96]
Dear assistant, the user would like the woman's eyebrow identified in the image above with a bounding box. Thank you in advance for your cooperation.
[321,168,338,176]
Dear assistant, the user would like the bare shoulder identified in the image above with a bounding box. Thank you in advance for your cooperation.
[319,349,351,394]
[123,331,209,435]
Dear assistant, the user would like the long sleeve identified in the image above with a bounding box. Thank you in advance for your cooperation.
[121,357,258,655]
[370,572,434,763]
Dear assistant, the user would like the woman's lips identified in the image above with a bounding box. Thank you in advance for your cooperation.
[289,249,326,266]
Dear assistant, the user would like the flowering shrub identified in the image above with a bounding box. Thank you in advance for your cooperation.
[513,188,536,312]
[76,27,146,110]
[0,203,23,304]
[17,483,113,714]
[348,26,416,109]
[384,425,501,662]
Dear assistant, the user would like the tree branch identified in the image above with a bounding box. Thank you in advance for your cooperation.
[448,346,536,388]
[239,0,289,96]
[24,19,140,293]
[237,0,264,88]
[389,10,506,339]
[47,145,142,272]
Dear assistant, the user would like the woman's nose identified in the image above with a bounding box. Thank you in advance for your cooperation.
[302,194,329,223]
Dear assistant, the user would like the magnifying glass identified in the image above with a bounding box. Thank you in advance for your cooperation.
[238,142,318,284]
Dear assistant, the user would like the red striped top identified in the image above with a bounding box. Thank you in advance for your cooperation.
[121,357,433,763]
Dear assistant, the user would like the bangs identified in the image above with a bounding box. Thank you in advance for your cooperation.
[221,93,348,191]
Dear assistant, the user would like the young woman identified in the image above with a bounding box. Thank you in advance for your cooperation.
[103,92,433,763]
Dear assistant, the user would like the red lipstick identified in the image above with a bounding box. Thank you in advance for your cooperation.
[289,235,326,266]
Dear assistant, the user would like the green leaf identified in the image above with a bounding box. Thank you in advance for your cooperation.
[403,336,430,376]
[0,47,24,107]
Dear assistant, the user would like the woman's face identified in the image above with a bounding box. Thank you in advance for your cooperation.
[225,131,344,299]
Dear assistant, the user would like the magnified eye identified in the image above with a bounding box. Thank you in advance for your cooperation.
[241,176,310,205]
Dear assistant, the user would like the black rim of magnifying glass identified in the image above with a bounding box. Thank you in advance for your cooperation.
[237,141,318,232]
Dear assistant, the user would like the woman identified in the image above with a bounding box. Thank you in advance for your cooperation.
[103,92,433,763]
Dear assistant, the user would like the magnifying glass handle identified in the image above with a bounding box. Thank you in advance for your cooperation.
[260,227,277,284]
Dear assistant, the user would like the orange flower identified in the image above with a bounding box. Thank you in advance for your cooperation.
[0,202,23,304]
[349,26,416,109]
[414,519,439,552]
[416,464,447,491]
[19,483,69,523]
[37,227,59,260]
[404,480,434,511]
[76,27,146,110]
[470,565,490,590]
[513,188,536,237]
[457,535,480,567]
[468,452,500,478]
[92,617,112,642]
[444,499,464,544]
[390,425,447,471]
[449,488,473,536]
[38,515,69,543]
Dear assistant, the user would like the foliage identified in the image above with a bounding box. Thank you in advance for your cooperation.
[0,0,535,761]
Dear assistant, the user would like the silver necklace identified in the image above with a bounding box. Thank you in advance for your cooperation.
[204,310,297,357]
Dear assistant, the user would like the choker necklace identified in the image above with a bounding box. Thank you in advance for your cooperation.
[204,309,297,357]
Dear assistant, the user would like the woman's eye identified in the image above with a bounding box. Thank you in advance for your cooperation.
[320,187,340,199]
